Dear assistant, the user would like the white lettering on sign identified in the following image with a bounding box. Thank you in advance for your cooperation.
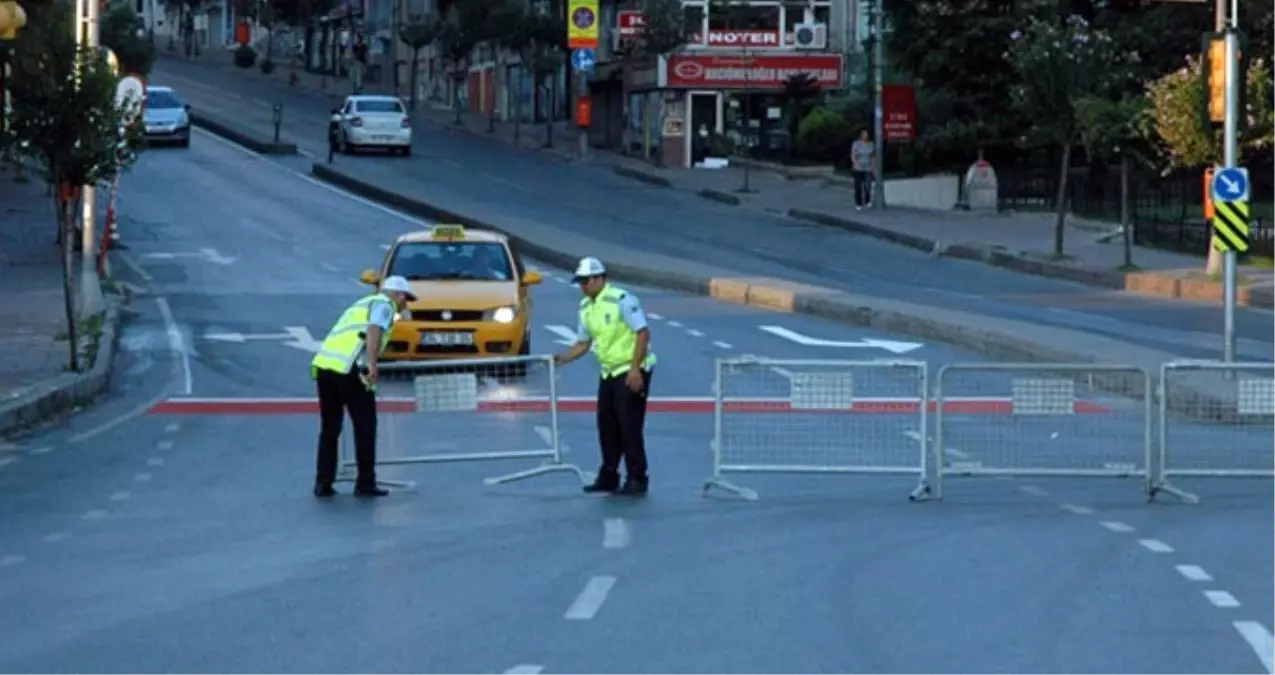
[688,30,780,47]
[688,66,840,85]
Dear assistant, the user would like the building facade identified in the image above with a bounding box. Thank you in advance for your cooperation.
[591,0,871,167]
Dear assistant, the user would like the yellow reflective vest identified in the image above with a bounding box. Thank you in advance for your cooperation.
[311,293,396,376]
[580,284,656,378]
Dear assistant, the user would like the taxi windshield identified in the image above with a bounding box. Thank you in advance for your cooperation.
[388,241,513,281]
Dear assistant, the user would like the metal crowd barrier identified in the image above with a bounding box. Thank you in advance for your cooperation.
[1149,360,1275,504]
[702,357,932,501]
[337,354,588,490]
[932,363,1154,499]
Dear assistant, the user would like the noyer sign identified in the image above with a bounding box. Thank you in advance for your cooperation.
[665,54,845,89]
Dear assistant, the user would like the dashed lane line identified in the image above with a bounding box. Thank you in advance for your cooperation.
[1137,538,1174,553]
[503,666,545,674]
[1059,503,1094,515]
[1177,565,1213,582]
[564,576,616,620]
[1234,621,1275,673]
[1099,521,1136,533]
[602,518,630,550]
[1205,590,1241,608]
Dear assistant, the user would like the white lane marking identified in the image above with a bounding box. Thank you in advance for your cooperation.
[156,297,192,396]
[442,158,463,169]
[109,490,132,502]
[1018,485,1048,497]
[1234,621,1275,674]
[83,509,109,520]
[165,423,181,433]
[1176,565,1213,582]
[134,472,153,482]
[481,171,531,194]
[712,340,733,349]
[43,532,70,543]
[902,431,971,460]
[1100,521,1135,533]
[147,457,165,467]
[603,518,630,550]
[503,666,544,674]
[157,440,174,450]
[67,380,174,445]
[686,329,705,337]
[666,320,682,328]
[320,262,339,272]
[648,313,664,320]
[117,250,154,282]
[1137,538,1174,553]
[0,554,24,566]
[544,325,578,346]
[564,575,616,620]
[297,148,315,159]
[1205,590,1241,608]
[1059,503,1094,515]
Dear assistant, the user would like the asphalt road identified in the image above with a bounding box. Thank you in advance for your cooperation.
[152,60,1275,365]
[0,126,1270,674]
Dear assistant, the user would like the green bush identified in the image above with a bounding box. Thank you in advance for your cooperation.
[233,44,257,68]
[796,107,855,163]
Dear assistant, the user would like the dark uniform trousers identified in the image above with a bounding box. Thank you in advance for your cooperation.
[314,366,378,488]
[595,368,654,484]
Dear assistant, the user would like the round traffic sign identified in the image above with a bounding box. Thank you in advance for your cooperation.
[572,6,595,29]
[115,75,145,122]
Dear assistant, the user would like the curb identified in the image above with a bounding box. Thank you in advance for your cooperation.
[307,162,1269,425]
[189,112,297,155]
[612,165,671,187]
[0,296,125,437]
[697,188,741,206]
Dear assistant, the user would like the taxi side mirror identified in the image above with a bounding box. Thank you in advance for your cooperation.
[522,270,543,285]
[359,269,380,285]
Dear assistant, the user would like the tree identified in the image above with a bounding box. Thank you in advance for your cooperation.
[480,1,524,133]
[616,0,687,164]
[1006,13,1138,257]
[1074,94,1152,269]
[5,2,143,372]
[1143,56,1273,273]
[100,4,156,76]
[399,15,440,111]
[782,73,821,160]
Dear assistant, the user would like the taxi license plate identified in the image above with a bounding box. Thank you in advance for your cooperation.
[373,135,394,142]
[420,332,473,346]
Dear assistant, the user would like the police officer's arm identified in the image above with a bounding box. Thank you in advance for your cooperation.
[555,316,593,365]
[619,294,650,371]
[363,301,395,372]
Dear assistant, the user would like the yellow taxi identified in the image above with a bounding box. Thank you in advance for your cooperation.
[359,224,543,362]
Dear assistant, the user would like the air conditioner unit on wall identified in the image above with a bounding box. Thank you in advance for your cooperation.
[792,22,827,49]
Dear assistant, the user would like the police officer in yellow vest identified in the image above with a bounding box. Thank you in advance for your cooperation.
[311,275,416,498]
[554,257,656,496]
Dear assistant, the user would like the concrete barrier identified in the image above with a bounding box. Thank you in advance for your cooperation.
[190,111,298,155]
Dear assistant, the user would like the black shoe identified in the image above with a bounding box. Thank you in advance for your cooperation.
[583,476,620,494]
[354,485,389,497]
[314,484,336,497]
[617,477,649,496]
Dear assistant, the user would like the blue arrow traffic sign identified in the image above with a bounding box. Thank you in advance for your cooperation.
[571,48,596,72]
[1211,166,1250,203]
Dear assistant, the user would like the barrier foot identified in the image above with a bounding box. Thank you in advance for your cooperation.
[1148,481,1199,505]
[702,477,759,501]
[908,480,933,502]
[483,461,588,486]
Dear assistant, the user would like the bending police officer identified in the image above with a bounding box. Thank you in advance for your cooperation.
[311,275,416,498]
[554,257,656,496]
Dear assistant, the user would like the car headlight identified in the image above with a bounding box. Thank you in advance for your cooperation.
[177,112,189,127]
[489,306,516,323]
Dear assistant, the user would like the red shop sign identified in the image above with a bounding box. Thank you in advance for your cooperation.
[616,10,645,36]
[882,84,917,142]
[665,54,844,89]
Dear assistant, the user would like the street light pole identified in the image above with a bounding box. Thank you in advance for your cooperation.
[77,0,105,318]
[1220,0,1239,363]
[870,0,885,209]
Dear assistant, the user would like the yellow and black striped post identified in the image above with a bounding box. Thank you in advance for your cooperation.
[1212,199,1251,252]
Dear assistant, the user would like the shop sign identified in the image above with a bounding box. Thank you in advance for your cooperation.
[690,29,781,48]
[882,84,917,142]
[665,54,844,89]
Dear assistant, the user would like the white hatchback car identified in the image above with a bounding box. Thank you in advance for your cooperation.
[334,94,412,156]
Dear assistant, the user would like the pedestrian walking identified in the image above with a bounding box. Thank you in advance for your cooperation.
[328,108,341,162]
[554,257,657,496]
[311,275,416,498]
[850,129,875,210]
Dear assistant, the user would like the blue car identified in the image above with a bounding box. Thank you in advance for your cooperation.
[143,86,191,147]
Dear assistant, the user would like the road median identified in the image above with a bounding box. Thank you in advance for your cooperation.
[308,161,1269,424]
[0,296,125,437]
[190,111,297,155]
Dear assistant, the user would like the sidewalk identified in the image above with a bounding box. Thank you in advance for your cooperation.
[155,53,1272,306]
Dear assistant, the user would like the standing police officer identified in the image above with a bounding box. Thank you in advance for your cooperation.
[554,257,656,496]
[312,275,416,498]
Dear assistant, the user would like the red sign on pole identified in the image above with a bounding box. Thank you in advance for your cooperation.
[664,54,845,89]
[882,84,917,142]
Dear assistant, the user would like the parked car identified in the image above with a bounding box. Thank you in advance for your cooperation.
[142,86,191,148]
[333,94,412,156]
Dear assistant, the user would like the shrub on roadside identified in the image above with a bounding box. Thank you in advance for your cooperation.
[796,106,854,163]
[233,44,257,68]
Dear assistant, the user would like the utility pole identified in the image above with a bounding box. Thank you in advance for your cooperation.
[77,0,105,318]
[1219,0,1239,363]
[870,0,885,209]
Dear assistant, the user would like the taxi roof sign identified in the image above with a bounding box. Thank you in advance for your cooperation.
[431,224,466,240]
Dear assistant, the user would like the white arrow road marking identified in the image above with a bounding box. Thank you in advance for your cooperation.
[142,249,236,265]
[199,248,237,265]
[544,325,577,346]
[282,326,323,353]
[759,325,924,354]
[201,327,321,352]
[203,332,296,343]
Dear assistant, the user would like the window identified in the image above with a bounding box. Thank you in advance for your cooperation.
[708,3,779,30]
[387,242,514,282]
[683,4,705,36]
[145,90,183,109]
[356,99,406,113]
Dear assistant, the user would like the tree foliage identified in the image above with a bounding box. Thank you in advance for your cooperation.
[100,5,156,76]
[632,0,686,58]
[399,15,441,110]
[1143,55,1274,171]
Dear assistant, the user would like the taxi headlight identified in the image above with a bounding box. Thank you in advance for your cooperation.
[490,306,516,323]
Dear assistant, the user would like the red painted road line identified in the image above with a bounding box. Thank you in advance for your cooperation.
[147,396,1113,415]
